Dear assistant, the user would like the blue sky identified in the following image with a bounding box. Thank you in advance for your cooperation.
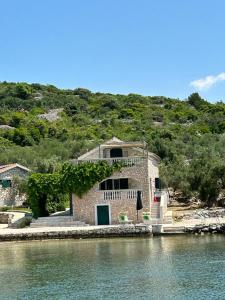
[1,0,225,102]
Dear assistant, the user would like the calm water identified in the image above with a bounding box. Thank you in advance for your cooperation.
[0,235,225,300]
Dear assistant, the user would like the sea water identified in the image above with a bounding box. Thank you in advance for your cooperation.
[0,235,225,299]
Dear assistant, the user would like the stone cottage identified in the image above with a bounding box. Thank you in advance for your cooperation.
[0,164,30,207]
[72,137,170,225]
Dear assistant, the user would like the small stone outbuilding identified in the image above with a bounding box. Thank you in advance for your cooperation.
[0,164,30,207]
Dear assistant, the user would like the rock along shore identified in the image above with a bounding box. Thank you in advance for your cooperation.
[0,224,153,242]
[185,223,225,234]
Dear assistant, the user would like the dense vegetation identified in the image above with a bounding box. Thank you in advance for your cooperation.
[28,161,122,217]
[1,81,225,206]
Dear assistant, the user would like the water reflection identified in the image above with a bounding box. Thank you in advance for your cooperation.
[0,236,225,299]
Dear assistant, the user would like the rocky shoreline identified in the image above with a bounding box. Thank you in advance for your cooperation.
[1,222,225,242]
[185,223,225,234]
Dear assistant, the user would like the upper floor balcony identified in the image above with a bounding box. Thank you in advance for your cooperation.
[76,156,146,167]
[71,137,160,168]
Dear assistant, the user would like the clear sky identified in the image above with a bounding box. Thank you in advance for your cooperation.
[1,0,225,102]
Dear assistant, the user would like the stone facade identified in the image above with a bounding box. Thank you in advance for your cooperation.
[0,166,28,180]
[73,137,166,225]
[0,164,29,207]
[0,186,26,207]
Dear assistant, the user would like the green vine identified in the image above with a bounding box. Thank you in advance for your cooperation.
[28,161,122,217]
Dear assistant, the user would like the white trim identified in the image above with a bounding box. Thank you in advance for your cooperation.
[77,137,161,161]
[95,204,111,225]
[14,163,30,172]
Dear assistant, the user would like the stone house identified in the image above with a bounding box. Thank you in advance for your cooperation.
[72,137,170,225]
[0,164,30,207]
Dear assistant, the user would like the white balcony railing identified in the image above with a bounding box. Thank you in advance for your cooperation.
[102,189,142,201]
[77,156,145,167]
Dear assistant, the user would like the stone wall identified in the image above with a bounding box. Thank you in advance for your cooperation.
[0,167,28,180]
[0,186,26,207]
[73,158,157,225]
[0,167,28,207]
[0,225,153,241]
[0,213,13,224]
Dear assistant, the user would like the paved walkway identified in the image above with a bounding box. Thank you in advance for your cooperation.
[0,225,120,235]
[0,216,224,238]
[0,224,146,236]
[0,224,152,241]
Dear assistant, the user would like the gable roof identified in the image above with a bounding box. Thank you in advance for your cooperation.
[0,163,30,175]
[105,137,123,144]
[78,137,160,161]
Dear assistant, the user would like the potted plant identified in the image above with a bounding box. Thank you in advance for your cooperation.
[142,211,151,223]
[118,211,129,223]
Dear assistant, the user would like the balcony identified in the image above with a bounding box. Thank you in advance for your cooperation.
[99,189,143,201]
[77,156,146,167]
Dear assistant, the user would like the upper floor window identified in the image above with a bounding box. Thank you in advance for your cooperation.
[110,148,123,158]
[155,178,161,189]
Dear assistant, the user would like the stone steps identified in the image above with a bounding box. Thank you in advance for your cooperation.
[151,206,160,218]
[30,222,88,228]
[32,216,74,222]
[163,226,185,233]
[30,216,88,228]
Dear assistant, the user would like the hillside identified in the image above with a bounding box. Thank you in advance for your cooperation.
[1,81,225,206]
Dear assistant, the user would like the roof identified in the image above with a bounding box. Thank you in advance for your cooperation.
[78,137,160,161]
[102,137,145,148]
[0,163,30,175]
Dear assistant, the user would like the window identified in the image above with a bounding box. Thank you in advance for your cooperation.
[114,179,120,190]
[110,148,123,158]
[120,178,128,189]
[106,179,113,190]
[99,178,129,190]
[0,179,12,188]
[155,178,161,189]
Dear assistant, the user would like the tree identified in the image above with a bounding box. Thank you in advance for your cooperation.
[28,161,122,217]
[15,83,32,99]
[73,88,91,100]
[64,103,78,116]
[12,128,34,146]
[187,93,209,110]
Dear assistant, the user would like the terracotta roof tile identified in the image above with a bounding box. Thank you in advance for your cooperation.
[0,164,30,174]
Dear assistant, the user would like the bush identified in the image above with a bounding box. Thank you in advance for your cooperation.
[18,217,32,228]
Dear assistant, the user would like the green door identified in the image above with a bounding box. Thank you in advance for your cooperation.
[97,205,110,225]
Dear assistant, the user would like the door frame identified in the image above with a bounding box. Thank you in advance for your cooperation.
[95,204,111,225]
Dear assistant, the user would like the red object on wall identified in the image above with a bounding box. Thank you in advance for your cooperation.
[154,196,161,203]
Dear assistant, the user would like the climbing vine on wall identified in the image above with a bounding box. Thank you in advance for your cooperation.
[28,161,122,217]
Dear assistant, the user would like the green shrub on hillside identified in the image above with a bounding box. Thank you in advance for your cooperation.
[1,81,225,206]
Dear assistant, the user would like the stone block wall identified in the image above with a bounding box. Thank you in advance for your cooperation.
[0,213,13,224]
[73,158,153,225]
[0,186,26,207]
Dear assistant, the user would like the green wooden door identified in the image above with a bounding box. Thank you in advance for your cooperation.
[97,205,110,225]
